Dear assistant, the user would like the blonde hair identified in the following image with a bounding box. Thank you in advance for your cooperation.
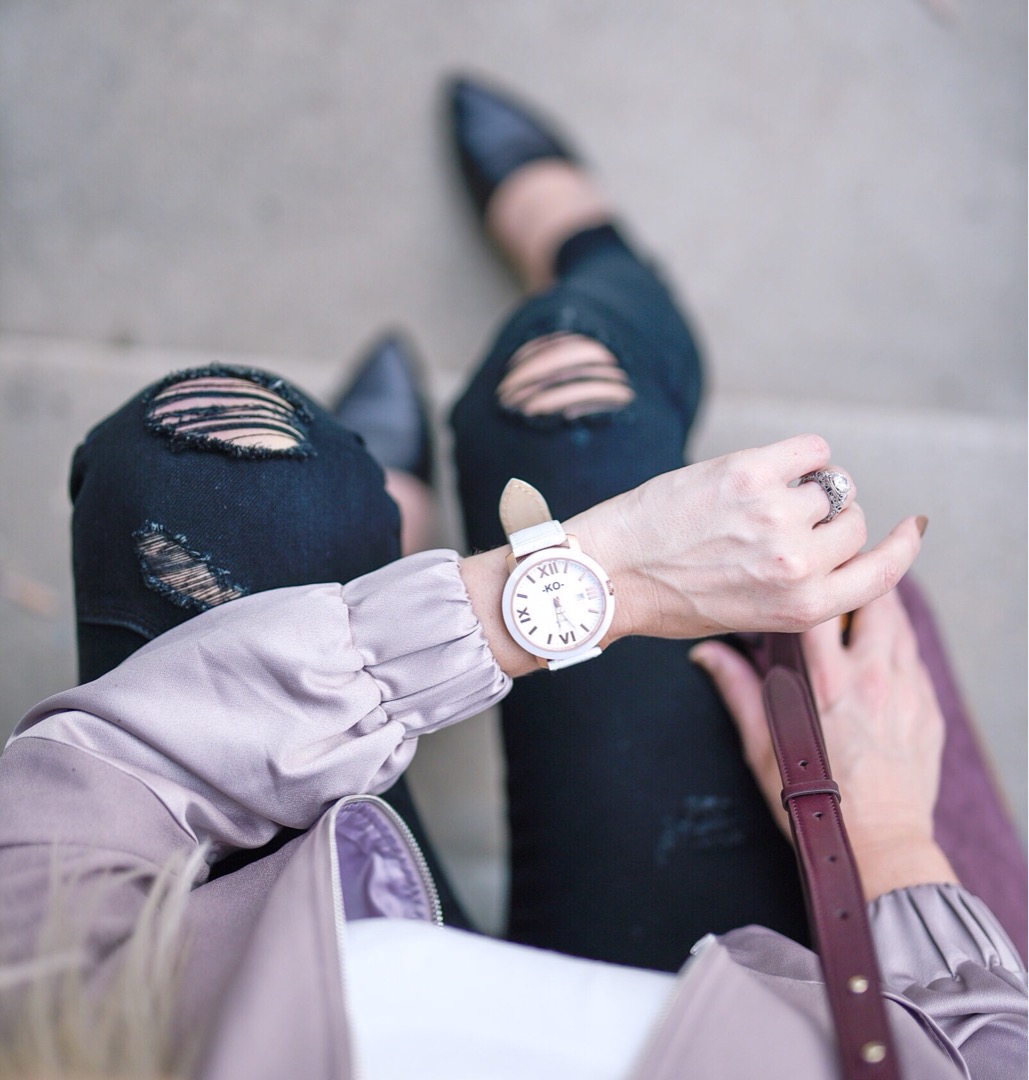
[0,846,209,1080]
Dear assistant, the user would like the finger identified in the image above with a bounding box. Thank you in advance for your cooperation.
[691,641,791,837]
[846,588,902,638]
[761,434,833,482]
[799,615,849,708]
[795,466,856,527]
[823,516,924,615]
[801,614,847,670]
[846,588,919,663]
[811,501,868,569]
[690,642,773,770]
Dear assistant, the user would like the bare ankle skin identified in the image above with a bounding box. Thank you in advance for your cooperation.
[385,468,436,556]
[486,160,615,290]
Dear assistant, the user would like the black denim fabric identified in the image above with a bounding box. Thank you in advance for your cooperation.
[70,366,399,676]
[452,224,807,968]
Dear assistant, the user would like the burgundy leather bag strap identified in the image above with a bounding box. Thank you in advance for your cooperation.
[753,632,901,1079]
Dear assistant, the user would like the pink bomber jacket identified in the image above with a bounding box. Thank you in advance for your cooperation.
[0,550,1024,1079]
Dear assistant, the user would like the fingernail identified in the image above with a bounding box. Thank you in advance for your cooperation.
[916,515,929,537]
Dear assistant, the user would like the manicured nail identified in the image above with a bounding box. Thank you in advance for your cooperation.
[916,515,929,537]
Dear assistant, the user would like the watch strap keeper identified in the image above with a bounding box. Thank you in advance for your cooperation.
[508,519,568,558]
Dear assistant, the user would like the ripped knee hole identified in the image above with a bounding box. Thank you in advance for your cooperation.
[146,372,310,453]
[135,522,247,612]
[497,333,635,420]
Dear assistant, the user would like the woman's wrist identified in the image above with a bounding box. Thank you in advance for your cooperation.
[564,507,651,643]
[459,547,540,678]
[458,504,647,678]
[850,828,958,902]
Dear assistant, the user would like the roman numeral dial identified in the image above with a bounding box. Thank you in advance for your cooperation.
[502,545,615,660]
[499,481,616,669]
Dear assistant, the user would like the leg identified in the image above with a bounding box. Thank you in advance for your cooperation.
[70,365,474,928]
[70,367,401,678]
[453,222,704,543]
[453,220,807,969]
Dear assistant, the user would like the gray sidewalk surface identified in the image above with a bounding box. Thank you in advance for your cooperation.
[1,2,1024,933]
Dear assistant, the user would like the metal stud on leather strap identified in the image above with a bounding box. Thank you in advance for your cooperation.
[862,1042,888,1065]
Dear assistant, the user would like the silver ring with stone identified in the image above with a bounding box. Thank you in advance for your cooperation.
[800,469,851,525]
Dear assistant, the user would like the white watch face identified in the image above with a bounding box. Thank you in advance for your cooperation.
[502,547,615,660]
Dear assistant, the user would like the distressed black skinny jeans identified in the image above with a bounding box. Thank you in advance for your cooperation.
[71,225,806,972]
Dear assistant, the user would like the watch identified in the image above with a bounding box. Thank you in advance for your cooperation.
[499,478,616,670]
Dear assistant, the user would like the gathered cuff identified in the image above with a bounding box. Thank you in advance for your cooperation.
[342,550,511,736]
[870,883,1026,987]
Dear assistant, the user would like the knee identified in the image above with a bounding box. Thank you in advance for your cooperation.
[69,368,318,617]
[143,367,313,456]
[497,334,635,421]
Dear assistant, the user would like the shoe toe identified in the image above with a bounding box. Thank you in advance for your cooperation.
[449,76,576,216]
[334,334,433,484]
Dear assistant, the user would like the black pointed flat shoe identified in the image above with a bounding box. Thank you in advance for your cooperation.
[332,332,433,485]
[449,76,578,217]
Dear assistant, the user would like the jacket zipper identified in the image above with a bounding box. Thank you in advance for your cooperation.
[328,799,364,1080]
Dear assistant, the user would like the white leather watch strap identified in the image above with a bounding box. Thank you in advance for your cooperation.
[548,647,603,671]
[499,477,613,672]
[500,478,553,537]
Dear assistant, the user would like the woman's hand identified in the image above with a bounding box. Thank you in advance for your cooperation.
[690,588,958,900]
[568,434,925,642]
[461,433,923,678]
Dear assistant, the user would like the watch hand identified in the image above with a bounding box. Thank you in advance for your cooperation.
[552,597,575,629]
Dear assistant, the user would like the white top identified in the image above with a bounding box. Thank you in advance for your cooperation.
[345,918,681,1079]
